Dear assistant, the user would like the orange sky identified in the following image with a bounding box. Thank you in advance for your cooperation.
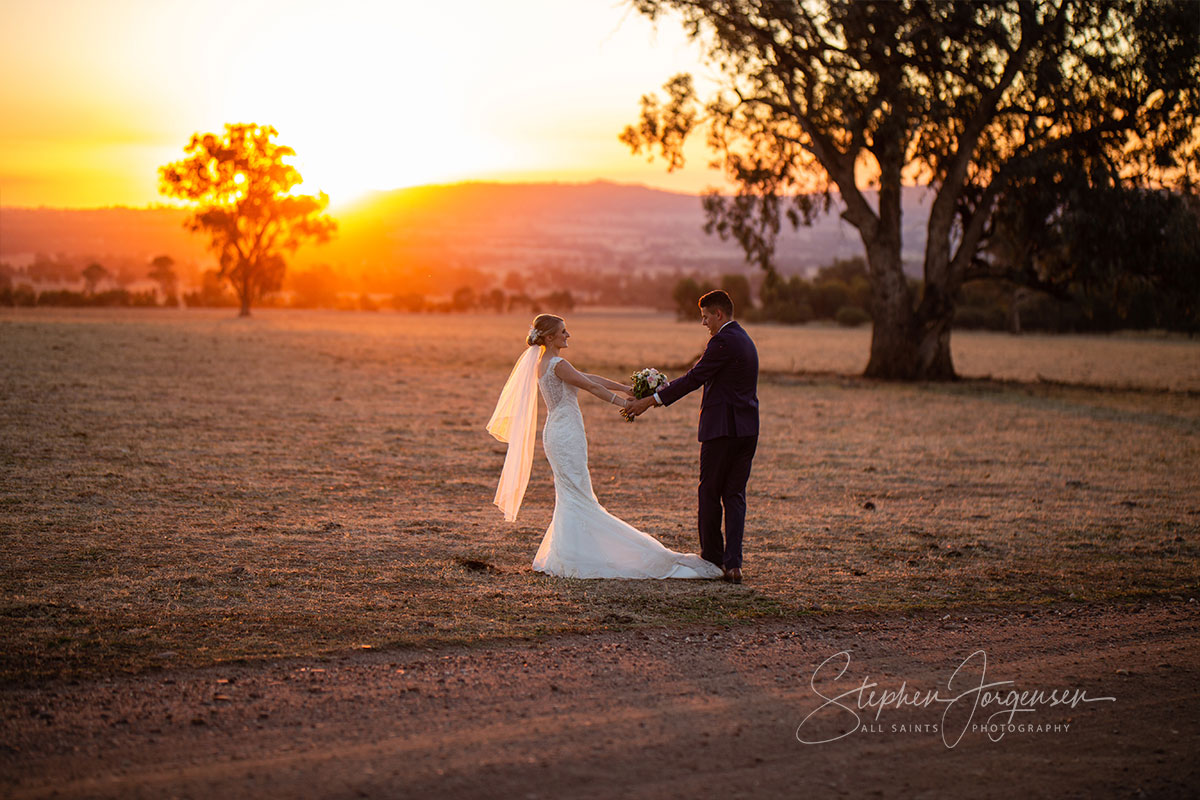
[0,0,731,209]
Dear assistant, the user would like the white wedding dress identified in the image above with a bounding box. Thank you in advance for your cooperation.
[531,356,723,579]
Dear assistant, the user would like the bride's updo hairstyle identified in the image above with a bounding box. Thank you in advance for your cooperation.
[527,314,564,347]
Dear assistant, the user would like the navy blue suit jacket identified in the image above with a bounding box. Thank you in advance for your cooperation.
[656,320,759,442]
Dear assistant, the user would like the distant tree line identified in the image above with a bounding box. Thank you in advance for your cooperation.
[952,278,1200,334]
[672,255,1199,334]
[1,255,176,308]
[673,259,874,327]
[0,254,622,315]
[8,248,1190,333]
[1,284,161,308]
[282,271,580,315]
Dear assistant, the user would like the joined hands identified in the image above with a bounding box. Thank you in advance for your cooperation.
[621,395,657,421]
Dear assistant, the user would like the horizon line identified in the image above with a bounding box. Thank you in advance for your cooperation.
[0,178,708,213]
[0,179,936,213]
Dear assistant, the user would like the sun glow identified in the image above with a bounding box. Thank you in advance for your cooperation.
[208,3,527,208]
[0,0,726,209]
[288,125,517,210]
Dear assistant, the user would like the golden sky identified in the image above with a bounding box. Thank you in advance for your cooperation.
[0,0,732,209]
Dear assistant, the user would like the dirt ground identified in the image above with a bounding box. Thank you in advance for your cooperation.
[2,597,1197,798]
[1,308,1198,797]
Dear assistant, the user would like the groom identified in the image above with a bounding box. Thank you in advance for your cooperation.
[624,290,759,584]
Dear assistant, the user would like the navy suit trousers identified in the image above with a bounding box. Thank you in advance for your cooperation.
[698,434,758,570]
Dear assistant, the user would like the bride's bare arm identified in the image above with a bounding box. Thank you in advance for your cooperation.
[554,360,630,408]
[583,373,633,396]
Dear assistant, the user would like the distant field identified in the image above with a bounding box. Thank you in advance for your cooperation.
[1,307,1197,682]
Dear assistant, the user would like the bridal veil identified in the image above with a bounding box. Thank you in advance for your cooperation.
[486,345,540,521]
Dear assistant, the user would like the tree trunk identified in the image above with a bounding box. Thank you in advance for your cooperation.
[914,313,956,379]
[1010,287,1027,334]
[863,236,912,379]
[864,312,916,379]
[866,312,956,380]
[853,135,961,381]
[239,267,252,317]
[862,240,957,381]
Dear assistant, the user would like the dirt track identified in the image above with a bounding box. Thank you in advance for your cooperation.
[2,598,1196,799]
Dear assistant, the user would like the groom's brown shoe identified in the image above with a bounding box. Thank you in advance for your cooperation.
[723,567,742,584]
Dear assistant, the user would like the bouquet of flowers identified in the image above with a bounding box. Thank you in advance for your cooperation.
[631,367,668,399]
[626,368,668,422]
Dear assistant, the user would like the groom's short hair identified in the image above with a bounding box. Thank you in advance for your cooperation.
[699,289,734,317]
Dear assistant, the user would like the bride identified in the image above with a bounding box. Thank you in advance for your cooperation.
[487,314,723,580]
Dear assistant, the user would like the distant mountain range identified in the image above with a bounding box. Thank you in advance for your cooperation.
[1,181,933,286]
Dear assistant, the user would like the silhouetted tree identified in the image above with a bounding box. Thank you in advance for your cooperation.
[392,293,426,313]
[159,123,337,317]
[810,280,850,320]
[183,268,239,308]
[756,270,813,323]
[623,0,1200,378]
[507,293,540,314]
[481,288,507,312]
[672,276,715,319]
[984,171,1200,333]
[10,284,37,307]
[81,262,109,295]
[29,256,77,284]
[542,290,576,313]
[451,286,476,311]
[148,255,178,306]
[816,257,868,286]
[287,264,342,309]
[720,274,753,314]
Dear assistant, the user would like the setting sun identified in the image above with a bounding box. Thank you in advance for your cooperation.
[0,0,726,209]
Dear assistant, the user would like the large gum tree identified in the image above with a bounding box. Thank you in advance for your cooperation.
[621,0,1200,379]
[160,123,337,317]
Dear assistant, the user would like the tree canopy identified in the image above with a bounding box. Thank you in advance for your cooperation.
[623,0,1200,378]
[81,262,109,295]
[159,123,336,317]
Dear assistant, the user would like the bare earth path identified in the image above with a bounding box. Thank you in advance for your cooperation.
[3,598,1196,799]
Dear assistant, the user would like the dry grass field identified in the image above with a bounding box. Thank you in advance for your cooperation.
[2,307,1198,683]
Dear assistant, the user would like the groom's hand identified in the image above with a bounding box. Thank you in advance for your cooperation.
[624,396,656,419]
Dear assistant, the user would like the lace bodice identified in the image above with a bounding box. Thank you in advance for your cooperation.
[538,356,579,416]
